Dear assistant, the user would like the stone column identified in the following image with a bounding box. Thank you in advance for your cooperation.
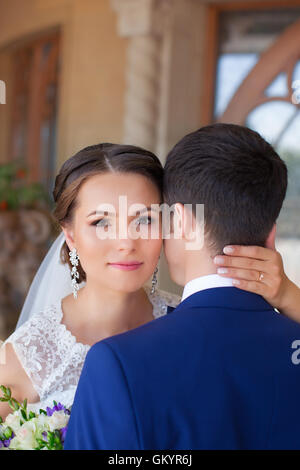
[111,0,204,296]
[111,0,171,153]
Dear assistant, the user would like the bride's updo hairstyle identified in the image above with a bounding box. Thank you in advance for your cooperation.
[52,143,164,283]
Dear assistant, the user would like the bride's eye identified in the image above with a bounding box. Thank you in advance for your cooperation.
[91,218,111,229]
[135,215,153,226]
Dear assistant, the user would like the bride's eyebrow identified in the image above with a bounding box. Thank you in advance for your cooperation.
[87,210,115,218]
[87,206,159,218]
[128,206,159,216]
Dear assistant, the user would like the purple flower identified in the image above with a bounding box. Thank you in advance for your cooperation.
[0,431,15,448]
[60,427,68,443]
[46,402,70,417]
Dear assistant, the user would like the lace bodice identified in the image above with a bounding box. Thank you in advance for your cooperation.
[4,286,181,411]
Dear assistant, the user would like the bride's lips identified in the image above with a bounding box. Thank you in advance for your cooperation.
[108,261,143,271]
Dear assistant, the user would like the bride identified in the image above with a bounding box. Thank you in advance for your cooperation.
[0,142,299,418]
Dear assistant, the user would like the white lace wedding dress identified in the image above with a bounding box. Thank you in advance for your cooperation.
[3,285,181,412]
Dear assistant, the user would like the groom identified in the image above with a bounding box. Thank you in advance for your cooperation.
[64,124,300,450]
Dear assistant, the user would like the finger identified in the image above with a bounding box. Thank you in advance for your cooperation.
[230,279,270,296]
[223,245,276,261]
[217,267,268,282]
[214,255,266,272]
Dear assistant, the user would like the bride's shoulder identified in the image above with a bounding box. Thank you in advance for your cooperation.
[144,284,181,319]
[29,302,62,321]
[9,302,62,338]
[154,287,181,308]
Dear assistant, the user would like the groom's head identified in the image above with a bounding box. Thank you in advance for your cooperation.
[163,123,288,286]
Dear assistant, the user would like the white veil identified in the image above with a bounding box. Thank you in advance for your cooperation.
[16,232,84,329]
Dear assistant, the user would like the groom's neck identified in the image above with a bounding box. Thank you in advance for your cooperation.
[184,249,218,286]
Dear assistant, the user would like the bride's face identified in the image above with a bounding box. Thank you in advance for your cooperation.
[63,172,162,292]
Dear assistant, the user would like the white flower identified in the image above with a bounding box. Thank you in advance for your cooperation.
[35,414,49,430]
[4,411,22,433]
[47,411,69,432]
[10,420,38,450]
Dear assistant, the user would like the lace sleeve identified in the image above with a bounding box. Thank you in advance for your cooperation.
[146,285,181,319]
[4,304,89,401]
[161,289,181,308]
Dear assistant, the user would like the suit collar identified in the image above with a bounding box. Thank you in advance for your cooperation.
[182,274,235,302]
[167,287,275,314]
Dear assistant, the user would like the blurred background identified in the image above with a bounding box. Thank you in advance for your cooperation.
[0,0,299,340]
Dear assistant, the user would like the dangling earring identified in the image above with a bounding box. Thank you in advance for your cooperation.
[69,248,80,299]
[151,266,158,295]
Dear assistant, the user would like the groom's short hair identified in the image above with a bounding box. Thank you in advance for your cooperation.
[163,123,288,254]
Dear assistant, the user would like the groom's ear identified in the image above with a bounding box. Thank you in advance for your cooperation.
[265,223,276,250]
[173,203,184,238]
[175,203,196,242]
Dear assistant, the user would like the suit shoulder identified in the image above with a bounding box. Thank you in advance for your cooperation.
[271,310,300,336]
[85,340,120,371]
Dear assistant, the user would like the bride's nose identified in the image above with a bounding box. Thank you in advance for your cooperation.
[116,234,137,251]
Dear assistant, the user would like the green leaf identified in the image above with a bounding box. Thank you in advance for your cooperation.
[8,399,14,410]
[28,411,36,419]
[48,432,55,448]
[12,399,20,411]
[22,398,27,410]
[35,439,44,446]
[0,385,7,395]
[39,409,47,415]
[35,439,47,450]
[3,426,13,439]
[21,409,27,421]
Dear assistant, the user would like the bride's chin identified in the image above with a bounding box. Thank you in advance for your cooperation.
[113,285,146,294]
[110,276,149,291]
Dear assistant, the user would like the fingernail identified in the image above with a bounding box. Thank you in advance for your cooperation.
[214,256,224,264]
[232,280,240,285]
[217,268,228,274]
[223,246,234,254]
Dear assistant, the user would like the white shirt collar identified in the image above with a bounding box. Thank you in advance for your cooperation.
[181,274,234,302]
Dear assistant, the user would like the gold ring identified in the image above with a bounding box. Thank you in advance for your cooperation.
[259,272,264,282]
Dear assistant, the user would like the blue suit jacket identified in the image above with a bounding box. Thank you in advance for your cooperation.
[64,287,300,450]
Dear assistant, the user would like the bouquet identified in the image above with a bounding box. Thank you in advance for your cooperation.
[0,386,70,450]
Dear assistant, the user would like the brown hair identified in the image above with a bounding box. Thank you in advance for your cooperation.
[52,143,164,283]
[164,123,287,254]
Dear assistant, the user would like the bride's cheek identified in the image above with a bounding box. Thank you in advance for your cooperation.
[79,227,106,259]
[144,239,162,271]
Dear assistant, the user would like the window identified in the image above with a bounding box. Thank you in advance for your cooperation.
[10,31,60,193]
